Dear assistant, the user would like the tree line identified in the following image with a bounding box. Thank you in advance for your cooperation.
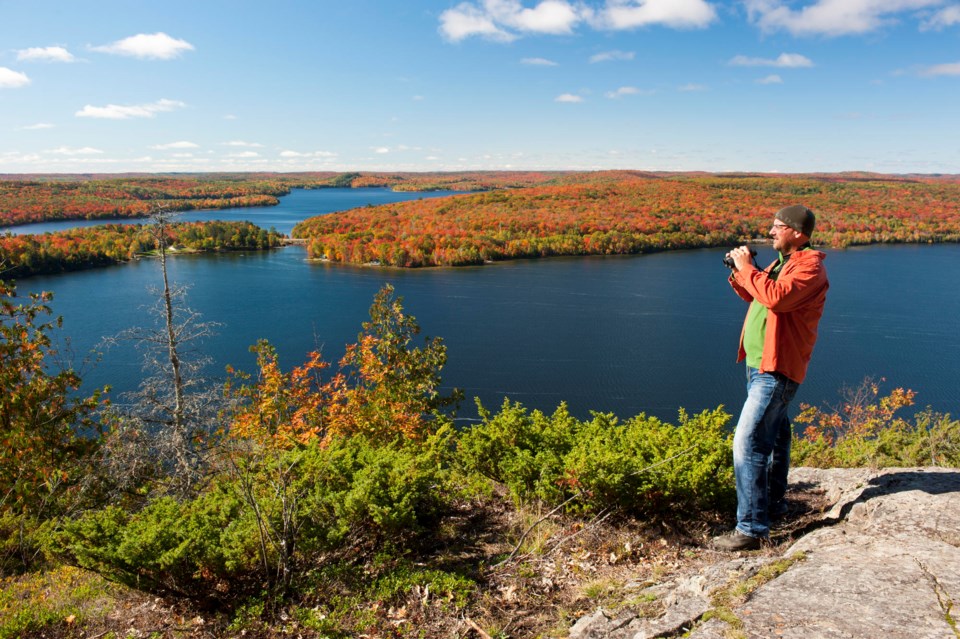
[0,172,564,227]
[0,220,284,278]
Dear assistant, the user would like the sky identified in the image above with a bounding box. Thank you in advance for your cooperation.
[1,0,959,174]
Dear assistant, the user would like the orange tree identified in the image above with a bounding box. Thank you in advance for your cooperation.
[323,284,463,441]
[226,284,462,448]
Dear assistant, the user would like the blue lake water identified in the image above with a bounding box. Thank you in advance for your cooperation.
[1,187,462,237]
[15,188,960,423]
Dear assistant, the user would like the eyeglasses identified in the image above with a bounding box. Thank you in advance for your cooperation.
[771,222,792,233]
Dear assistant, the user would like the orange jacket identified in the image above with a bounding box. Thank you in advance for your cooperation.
[730,249,829,384]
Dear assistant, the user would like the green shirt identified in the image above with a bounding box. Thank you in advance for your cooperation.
[742,252,788,368]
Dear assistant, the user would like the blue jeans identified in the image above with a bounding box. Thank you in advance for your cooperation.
[733,366,799,538]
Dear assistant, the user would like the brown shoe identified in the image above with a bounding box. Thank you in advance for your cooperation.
[712,531,763,551]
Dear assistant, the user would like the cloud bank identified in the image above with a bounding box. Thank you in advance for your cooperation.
[440,0,716,41]
[744,0,946,36]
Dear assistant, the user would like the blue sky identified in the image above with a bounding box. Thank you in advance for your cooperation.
[1,0,959,174]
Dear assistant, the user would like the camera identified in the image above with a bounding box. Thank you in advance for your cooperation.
[723,247,757,269]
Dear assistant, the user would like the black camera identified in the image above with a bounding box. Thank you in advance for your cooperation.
[723,247,757,269]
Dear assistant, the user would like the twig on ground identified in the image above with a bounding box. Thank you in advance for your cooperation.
[545,507,616,557]
[493,446,697,568]
[466,616,495,639]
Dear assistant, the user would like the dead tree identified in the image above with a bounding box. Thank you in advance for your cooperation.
[100,208,223,498]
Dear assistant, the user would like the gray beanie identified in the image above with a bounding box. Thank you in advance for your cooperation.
[776,205,816,237]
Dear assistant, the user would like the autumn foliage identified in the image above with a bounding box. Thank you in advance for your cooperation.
[0,172,558,228]
[292,172,960,267]
[226,284,462,448]
[792,378,960,468]
[0,282,105,570]
[0,177,291,226]
[0,220,284,278]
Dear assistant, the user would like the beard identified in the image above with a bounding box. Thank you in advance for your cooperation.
[772,234,791,253]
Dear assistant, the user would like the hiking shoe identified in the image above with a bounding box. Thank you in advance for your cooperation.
[712,531,764,551]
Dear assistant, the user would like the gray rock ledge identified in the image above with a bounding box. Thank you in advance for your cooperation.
[568,467,960,639]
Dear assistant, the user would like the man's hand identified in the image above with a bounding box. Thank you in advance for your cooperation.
[727,246,754,272]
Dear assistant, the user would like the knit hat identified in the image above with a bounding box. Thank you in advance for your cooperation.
[776,205,816,237]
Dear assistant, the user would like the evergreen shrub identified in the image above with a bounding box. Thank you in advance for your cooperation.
[457,400,735,515]
[49,428,456,603]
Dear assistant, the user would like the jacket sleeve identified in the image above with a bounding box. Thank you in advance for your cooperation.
[728,259,778,303]
[733,257,826,313]
[728,273,754,302]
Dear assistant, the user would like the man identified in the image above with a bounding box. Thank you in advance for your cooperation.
[714,204,829,551]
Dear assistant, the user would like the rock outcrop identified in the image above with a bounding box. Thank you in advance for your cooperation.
[569,467,960,639]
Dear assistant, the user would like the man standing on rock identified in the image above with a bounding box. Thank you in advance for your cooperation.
[714,205,829,551]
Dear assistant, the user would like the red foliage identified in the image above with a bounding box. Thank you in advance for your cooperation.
[292,173,960,267]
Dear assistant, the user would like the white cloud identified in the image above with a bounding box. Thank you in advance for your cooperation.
[555,93,584,102]
[222,140,264,147]
[0,67,31,88]
[678,83,707,91]
[522,57,559,65]
[224,114,238,120]
[75,98,186,119]
[227,151,260,158]
[593,0,717,30]
[151,141,199,150]
[17,46,76,63]
[48,146,104,155]
[590,50,635,63]
[440,0,713,41]
[498,0,582,33]
[757,74,784,84]
[728,52,814,67]
[744,0,944,36]
[374,147,391,154]
[919,61,960,76]
[19,123,55,130]
[605,86,652,98]
[440,2,515,41]
[921,4,960,29]
[91,32,194,59]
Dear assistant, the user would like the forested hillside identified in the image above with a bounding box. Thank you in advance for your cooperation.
[293,173,960,267]
[0,172,563,227]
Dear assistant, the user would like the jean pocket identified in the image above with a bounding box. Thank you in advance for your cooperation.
[778,378,799,404]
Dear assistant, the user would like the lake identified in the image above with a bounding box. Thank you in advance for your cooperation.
[2,187,461,237]
[15,188,960,424]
